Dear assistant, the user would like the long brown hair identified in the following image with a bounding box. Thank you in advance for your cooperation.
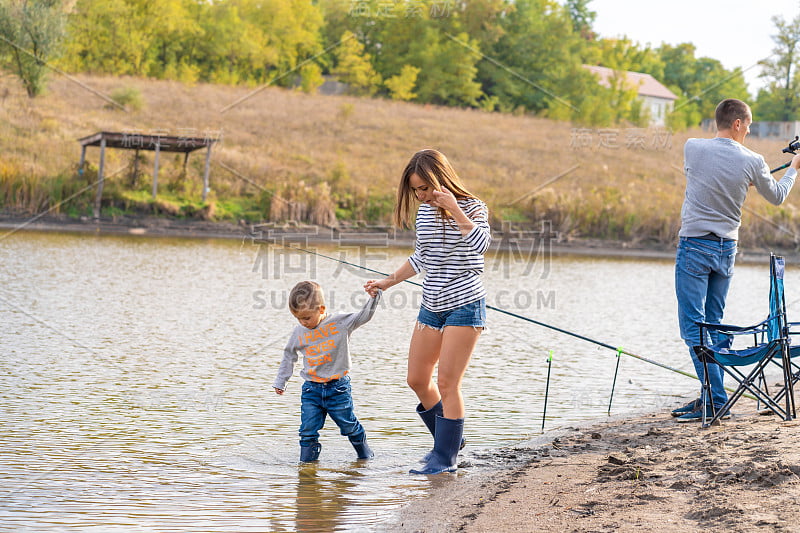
[394,149,479,229]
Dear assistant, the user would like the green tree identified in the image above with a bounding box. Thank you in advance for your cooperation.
[316,0,359,53]
[689,57,749,117]
[484,0,590,115]
[299,62,325,93]
[195,1,273,84]
[457,0,511,48]
[408,29,484,106]
[138,0,203,81]
[590,37,664,80]
[62,0,152,75]
[366,2,484,106]
[236,0,324,85]
[0,0,67,97]
[579,65,645,125]
[385,64,420,101]
[62,0,324,87]
[756,13,800,121]
[566,0,596,40]
[657,43,750,128]
[333,30,381,95]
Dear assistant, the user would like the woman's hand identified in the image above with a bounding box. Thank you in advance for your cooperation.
[432,186,475,235]
[430,187,458,212]
[364,278,390,297]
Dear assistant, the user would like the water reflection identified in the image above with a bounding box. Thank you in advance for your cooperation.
[296,464,351,533]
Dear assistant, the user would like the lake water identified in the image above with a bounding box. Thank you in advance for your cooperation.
[1,231,792,531]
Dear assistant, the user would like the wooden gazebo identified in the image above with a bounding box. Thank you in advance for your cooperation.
[78,131,218,219]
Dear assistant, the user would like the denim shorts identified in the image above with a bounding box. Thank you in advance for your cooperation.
[417,298,486,330]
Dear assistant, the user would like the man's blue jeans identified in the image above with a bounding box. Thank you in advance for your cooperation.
[675,236,736,409]
[299,376,366,448]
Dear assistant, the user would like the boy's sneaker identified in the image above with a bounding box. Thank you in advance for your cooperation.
[675,406,731,423]
[671,398,702,417]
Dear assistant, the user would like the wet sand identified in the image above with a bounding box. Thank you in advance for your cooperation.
[386,399,800,532]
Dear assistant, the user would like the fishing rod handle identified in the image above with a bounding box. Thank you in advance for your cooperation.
[771,161,791,174]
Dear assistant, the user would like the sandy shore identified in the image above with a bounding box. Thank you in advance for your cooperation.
[386,399,800,532]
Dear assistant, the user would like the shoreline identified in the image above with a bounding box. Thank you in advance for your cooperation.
[385,400,800,532]
[1,213,796,264]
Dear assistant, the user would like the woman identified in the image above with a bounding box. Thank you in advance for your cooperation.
[364,149,491,474]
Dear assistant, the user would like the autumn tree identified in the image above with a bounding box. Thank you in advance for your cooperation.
[333,30,381,95]
[385,64,420,101]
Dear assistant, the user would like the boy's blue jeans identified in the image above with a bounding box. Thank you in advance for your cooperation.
[299,376,366,447]
[675,236,736,409]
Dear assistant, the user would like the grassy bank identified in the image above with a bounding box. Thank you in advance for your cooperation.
[1,73,798,249]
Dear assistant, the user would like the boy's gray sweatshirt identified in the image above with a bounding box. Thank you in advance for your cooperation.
[680,137,796,240]
[273,292,381,390]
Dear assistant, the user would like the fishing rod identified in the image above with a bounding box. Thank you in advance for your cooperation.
[256,235,698,381]
[770,136,800,174]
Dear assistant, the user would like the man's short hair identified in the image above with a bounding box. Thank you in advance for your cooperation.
[715,99,750,130]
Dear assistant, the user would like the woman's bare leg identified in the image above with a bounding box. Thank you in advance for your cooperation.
[437,326,482,419]
[406,323,444,409]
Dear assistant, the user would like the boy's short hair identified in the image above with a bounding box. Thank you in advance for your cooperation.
[715,98,750,130]
[289,281,325,311]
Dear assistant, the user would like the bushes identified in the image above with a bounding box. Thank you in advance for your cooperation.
[107,87,144,111]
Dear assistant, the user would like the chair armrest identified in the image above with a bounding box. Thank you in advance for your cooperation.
[695,320,769,332]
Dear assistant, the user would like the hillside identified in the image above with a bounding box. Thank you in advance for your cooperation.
[0,73,797,248]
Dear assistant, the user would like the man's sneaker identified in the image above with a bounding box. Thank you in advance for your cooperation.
[675,407,731,423]
[671,398,702,417]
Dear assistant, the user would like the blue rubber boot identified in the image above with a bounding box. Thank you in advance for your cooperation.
[349,434,374,459]
[410,416,463,475]
[417,402,465,463]
[299,442,321,462]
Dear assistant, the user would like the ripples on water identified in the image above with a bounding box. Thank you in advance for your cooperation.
[1,232,791,531]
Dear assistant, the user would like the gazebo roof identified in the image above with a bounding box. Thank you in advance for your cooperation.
[78,131,217,153]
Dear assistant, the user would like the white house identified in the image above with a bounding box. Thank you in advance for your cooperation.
[583,65,678,126]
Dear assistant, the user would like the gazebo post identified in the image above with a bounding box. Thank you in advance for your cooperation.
[152,142,161,199]
[131,149,140,187]
[93,137,106,219]
[202,142,213,202]
[78,145,87,177]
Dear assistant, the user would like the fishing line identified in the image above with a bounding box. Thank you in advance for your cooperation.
[256,236,699,382]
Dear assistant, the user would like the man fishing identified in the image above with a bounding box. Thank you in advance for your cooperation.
[672,98,800,422]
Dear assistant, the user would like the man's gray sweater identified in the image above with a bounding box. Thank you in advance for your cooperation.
[680,137,796,240]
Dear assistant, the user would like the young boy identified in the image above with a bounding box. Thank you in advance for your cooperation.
[274,280,381,462]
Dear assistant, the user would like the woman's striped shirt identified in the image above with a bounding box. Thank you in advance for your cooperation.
[407,198,492,312]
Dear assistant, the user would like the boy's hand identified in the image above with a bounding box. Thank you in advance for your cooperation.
[274,387,284,395]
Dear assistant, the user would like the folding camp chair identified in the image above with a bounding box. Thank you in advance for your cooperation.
[772,313,800,407]
[697,254,796,428]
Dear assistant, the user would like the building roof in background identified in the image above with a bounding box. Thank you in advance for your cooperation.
[583,65,678,101]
